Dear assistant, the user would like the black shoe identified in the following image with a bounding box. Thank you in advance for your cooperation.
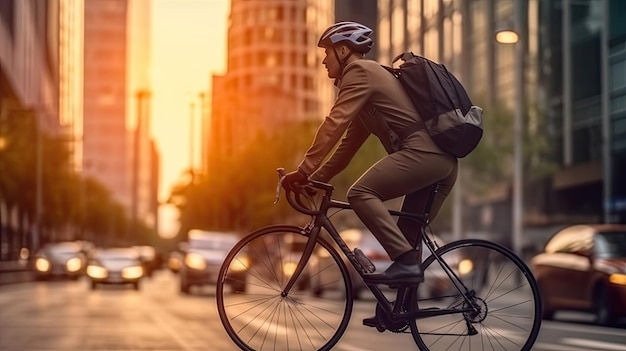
[363,261,424,286]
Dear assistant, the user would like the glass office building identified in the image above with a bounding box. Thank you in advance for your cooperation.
[376,0,626,242]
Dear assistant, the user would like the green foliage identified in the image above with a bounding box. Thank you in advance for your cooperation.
[171,95,554,238]
[0,108,149,248]
[462,99,514,195]
[169,121,321,237]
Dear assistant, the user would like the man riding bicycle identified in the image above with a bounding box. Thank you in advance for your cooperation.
[282,21,458,326]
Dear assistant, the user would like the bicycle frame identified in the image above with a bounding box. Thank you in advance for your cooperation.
[281,180,480,323]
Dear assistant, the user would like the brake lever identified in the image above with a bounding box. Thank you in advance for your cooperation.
[274,175,286,204]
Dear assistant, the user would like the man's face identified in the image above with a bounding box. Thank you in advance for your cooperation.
[321,46,346,79]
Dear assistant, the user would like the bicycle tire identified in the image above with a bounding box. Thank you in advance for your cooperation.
[409,239,542,351]
[216,225,354,351]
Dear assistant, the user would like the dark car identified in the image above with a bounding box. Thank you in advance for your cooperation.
[86,247,144,290]
[33,241,87,280]
[132,245,160,277]
[179,230,246,294]
[531,224,626,325]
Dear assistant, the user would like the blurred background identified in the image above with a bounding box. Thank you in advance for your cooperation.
[1,0,626,350]
[1,0,625,266]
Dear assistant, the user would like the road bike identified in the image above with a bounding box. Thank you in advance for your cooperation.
[216,169,542,350]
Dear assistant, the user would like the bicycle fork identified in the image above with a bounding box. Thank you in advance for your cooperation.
[280,223,319,296]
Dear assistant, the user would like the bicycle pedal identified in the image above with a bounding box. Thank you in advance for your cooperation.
[354,248,375,273]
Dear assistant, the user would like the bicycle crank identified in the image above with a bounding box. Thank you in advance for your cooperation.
[372,302,410,333]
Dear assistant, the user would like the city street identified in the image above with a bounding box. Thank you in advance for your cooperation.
[0,270,625,351]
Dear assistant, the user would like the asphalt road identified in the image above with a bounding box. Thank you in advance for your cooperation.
[0,270,625,351]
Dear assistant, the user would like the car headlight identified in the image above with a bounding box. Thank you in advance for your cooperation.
[35,258,51,272]
[66,257,83,273]
[458,259,474,276]
[184,253,207,270]
[609,273,626,285]
[87,265,108,279]
[121,266,143,279]
[230,256,249,272]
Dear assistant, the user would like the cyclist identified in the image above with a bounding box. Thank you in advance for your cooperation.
[283,21,458,325]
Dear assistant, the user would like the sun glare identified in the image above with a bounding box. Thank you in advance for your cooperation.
[152,0,228,237]
[151,0,228,201]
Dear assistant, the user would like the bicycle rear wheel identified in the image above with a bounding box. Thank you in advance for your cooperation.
[216,225,353,351]
[410,239,542,351]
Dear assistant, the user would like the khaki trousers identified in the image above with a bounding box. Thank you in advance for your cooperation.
[347,150,458,261]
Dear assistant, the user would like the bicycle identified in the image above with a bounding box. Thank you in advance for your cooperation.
[216,168,542,350]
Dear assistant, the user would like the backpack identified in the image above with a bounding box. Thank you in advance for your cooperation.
[367,52,483,158]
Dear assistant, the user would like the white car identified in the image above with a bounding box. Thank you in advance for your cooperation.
[179,230,245,294]
[33,241,87,280]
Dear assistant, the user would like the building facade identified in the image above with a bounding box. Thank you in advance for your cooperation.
[208,0,335,168]
[83,0,157,234]
[376,0,626,250]
[0,1,61,257]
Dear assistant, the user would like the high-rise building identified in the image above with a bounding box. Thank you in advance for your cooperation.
[83,0,157,232]
[376,0,626,243]
[0,1,61,255]
[59,0,85,171]
[209,0,335,165]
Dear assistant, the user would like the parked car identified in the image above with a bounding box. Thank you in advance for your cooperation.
[33,241,87,280]
[179,230,245,294]
[86,247,144,290]
[531,224,626,325]
[310,229,472,300]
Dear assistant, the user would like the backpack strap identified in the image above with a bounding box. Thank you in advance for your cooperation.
[363,103,425,153]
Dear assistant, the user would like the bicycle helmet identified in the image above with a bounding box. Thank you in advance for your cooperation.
[317,22,373,54]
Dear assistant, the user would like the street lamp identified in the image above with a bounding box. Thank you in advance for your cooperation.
[496,5,524,259]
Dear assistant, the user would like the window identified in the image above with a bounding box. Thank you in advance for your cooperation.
[595,232,626,258]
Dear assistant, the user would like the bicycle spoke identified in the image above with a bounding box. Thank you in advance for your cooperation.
[216,226,353,351]
[410,239,542,351]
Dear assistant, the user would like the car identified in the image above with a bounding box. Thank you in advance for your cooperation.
[33,241,87,280]
[310,228,392,299]
[531,224,626,325]
[132,245,160,277]
[179,230,246,294]
[86,247,144,290]
[167,242,187,274]
[310,228,471,300]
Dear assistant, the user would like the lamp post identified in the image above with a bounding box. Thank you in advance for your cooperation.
[496,1,524,258]
[189,99,195,177]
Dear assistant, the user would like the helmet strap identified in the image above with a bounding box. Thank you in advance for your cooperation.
[333,47,355,76]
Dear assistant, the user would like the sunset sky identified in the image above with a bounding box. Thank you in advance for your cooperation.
[151,0,229,237]
[151,0,229,201]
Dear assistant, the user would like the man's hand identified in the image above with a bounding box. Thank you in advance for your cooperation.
[282,169,309,193]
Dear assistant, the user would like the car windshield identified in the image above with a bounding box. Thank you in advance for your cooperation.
[595,232,626,258]
[189,237,236,251]
[103,257,137,264]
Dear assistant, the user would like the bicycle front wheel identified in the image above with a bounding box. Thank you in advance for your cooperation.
[410,239,542,351]
[216,225,353,351]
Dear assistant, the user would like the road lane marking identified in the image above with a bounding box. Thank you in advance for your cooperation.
[563,338,626,351]
[534,342,592,351]
[336,343,369,351]
[542,321,626,337]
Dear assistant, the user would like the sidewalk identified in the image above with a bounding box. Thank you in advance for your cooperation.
[0,260,33,285]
